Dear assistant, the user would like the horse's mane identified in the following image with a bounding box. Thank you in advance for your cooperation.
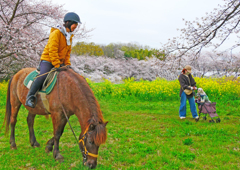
[66,70,107,145]
[88,119,107,146]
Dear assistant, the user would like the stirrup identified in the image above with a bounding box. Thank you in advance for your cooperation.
[25,95,37,108]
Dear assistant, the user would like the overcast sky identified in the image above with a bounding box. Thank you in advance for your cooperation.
[51,0,227,49]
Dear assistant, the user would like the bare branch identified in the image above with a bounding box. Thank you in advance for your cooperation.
[9,0,21,23]
[163,0,240,64]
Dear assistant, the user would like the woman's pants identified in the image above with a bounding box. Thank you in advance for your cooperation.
[179,91,198,118]
[25,60,54,108]
[30,60,54,92]
[37,60,54,87]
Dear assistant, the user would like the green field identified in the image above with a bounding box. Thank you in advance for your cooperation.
[0,79,240,169]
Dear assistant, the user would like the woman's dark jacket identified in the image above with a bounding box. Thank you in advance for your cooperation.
[178,73,196,98]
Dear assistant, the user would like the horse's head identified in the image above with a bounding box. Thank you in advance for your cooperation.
[79,121,108,169]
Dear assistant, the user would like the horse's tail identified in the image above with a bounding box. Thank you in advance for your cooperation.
[3,77,13,135]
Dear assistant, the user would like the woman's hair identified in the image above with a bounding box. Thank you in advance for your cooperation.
[181,68,187,74]
[63,21,77,28]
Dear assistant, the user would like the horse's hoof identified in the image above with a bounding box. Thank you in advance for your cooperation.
[45,145,53,153]
[55,154,64,163]
[10,142,17,150]
[10,145,17,150]
[32,141,40,148]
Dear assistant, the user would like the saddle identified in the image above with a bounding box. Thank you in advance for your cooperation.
[24,70,59,94]
[24,70,59,113]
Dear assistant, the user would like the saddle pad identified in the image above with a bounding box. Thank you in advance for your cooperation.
[24,70,39,89]
[24,70,58,94]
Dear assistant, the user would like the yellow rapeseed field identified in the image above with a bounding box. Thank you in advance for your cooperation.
[0,77,240,103]
[88,77,240,101]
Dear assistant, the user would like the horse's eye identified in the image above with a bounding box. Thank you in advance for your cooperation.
[89,141,94,145]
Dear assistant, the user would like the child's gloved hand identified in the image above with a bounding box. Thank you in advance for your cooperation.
[52,67,61,72]
[66,65,71,69]
[194,86,197,90]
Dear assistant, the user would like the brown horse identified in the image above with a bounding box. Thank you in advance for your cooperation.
[4,67,108,169]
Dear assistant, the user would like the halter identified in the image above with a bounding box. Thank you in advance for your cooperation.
[79,126,98,159]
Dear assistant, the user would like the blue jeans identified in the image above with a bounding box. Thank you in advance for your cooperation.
[179,91,198,118]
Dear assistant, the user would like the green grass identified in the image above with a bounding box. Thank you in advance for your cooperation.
[0,97,239,169]
[0,80,240,169]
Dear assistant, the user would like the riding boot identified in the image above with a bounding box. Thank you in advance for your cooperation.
[25,79,42,108]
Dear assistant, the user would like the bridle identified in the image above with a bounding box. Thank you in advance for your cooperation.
[79,126,98,160]
[56,73,98,161]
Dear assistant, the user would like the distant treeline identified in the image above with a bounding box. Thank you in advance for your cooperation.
[71,42,166,60]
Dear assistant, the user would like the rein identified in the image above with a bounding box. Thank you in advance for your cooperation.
[34,65,68,79]
[56,72,98,159]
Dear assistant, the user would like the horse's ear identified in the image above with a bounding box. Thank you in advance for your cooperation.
[89,124,95,131]
[104,121,108,127]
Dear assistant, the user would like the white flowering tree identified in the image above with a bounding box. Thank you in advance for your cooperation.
[0,0,92,81]
[163,0,240,66]
[0,0,62,79]
[70,54,179,82]
[232,52,240,78]
[69,51,240,83]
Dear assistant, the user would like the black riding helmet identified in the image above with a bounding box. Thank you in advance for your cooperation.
[63,12,81,32]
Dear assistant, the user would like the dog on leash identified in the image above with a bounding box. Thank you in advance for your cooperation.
[197,88,211,103]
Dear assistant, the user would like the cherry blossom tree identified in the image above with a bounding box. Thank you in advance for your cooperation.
[163,0,240,64]
[0,0,92,81]
[70,55,179,82]
[231,52,240,78]
[70,53,240,82]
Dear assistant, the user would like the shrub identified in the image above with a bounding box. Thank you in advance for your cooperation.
[72,42,104,56]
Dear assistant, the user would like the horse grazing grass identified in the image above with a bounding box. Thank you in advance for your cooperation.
[3,68,108,169]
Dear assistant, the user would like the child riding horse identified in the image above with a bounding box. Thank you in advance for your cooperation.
[26,12,81,108]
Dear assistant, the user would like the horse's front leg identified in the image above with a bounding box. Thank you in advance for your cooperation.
[45,137,54,153]
[51,113,67,162]
[27,113,40,147]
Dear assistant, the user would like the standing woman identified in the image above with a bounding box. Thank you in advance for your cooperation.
[25,12,81,108]
[178,65,199,119]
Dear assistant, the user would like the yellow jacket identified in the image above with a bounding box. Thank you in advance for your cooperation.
[41,28,74,68]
